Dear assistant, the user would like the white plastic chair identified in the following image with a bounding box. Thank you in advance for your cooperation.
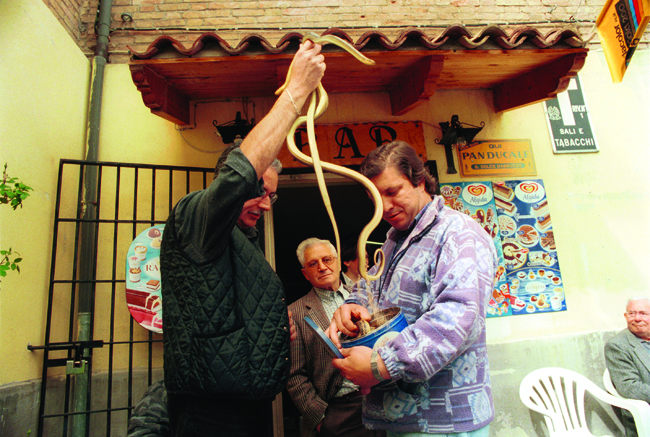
[602,368,621,398]
[519,367,650,437]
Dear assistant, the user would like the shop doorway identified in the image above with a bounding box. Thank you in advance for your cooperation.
[273,158,438,305]
[272,182,390,305]
[272,180,390,436]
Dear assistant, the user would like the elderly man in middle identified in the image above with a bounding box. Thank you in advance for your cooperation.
[287,237,385,437]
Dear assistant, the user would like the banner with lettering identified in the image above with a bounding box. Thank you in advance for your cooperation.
[440,179,566,317]
[277,121,426,169]
[457,140,536,177]
[597,0,650,83]
[440,182,510,318]
[544,76,599,154]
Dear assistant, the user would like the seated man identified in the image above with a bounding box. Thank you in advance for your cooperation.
[604,297,650,437]
[286,238,384,437]
[127,379,169,437]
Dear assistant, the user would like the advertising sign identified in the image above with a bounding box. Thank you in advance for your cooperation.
[597,0,650,83]
[440,179,566,318]
[125,225,165,333]
[544,76,599,154]
[493,180,566,316]
[457,140,536,177]
[277,121,426,169]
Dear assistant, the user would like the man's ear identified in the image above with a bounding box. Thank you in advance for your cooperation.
[301,268,309,281]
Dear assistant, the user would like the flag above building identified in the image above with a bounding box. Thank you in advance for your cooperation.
[128,26,589,125]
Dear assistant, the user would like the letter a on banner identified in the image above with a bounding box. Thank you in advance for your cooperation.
[596,0,650,83]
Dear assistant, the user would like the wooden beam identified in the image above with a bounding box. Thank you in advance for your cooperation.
[493,51,588,113]
[129,65,190,125]
[388,56,444,116]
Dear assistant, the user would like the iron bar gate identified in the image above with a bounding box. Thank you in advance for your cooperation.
[28,159,214,436]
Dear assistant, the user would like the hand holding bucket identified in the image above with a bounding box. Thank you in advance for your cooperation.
[329,306,408,391]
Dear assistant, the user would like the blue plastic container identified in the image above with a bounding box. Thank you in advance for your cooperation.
[341,307,408,350]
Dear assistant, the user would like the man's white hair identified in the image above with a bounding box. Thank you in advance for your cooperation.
[627,296,650,307]
[296,238,337,267]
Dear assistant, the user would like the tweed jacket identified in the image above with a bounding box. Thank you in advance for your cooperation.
[605,328,650,403]
[346,196,497,434]
[287,288,346,437]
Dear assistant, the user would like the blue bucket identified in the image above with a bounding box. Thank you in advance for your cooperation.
[341,307,408,350]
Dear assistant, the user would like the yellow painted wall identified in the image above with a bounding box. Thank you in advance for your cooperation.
[2,0,649,388]
[0,0,90,385]
[486,51,650,343]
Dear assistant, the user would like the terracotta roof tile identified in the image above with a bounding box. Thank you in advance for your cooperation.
[128,25,586,59]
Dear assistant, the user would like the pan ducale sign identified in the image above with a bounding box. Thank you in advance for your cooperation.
[457,140,537,178]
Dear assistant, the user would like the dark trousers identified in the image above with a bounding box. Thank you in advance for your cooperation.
[622,409,639,437]
[319,391,386,437]
[168,393,273,437]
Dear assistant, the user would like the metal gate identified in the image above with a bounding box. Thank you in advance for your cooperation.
[28,159,214,436]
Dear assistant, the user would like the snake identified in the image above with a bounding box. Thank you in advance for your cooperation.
[275,33,385,283]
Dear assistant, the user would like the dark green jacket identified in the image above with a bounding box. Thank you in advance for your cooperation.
[160,149,290,399]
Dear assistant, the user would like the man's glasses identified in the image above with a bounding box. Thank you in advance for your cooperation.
[255,190,278,205]
[625,311,650,318]
[305,256,336,271]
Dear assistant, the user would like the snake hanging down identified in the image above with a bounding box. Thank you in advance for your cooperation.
[275,33,385,283]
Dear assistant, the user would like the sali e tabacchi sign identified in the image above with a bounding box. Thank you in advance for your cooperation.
[457,140,537,177]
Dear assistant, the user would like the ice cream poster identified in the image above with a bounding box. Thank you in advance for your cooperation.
[125,225,164,333]
[440,182,510,318]
[493,180,565,315]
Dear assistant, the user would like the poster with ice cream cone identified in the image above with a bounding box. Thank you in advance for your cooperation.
[125,225,165,333]
[493,179,566,315]
[440,182,510,317]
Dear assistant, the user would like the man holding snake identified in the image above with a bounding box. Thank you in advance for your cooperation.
[160,41,325,437]
[327,141,498,437]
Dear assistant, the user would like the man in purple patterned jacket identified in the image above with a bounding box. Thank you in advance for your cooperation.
[328,141,497,437]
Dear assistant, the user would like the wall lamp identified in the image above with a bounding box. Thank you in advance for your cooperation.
[213,111,255,144]
[436,115,485,174]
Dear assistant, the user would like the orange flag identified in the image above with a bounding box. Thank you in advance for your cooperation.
[596,0,650,82]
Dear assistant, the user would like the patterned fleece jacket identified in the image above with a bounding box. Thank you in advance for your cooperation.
[346,195,498,434]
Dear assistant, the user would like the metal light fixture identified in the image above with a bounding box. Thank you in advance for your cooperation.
[214,111,255,144]
[436,115,485,174]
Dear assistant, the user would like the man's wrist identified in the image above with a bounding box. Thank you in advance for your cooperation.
[370,349,389,382]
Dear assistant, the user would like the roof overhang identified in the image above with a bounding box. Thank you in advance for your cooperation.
[128,26,589,126]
